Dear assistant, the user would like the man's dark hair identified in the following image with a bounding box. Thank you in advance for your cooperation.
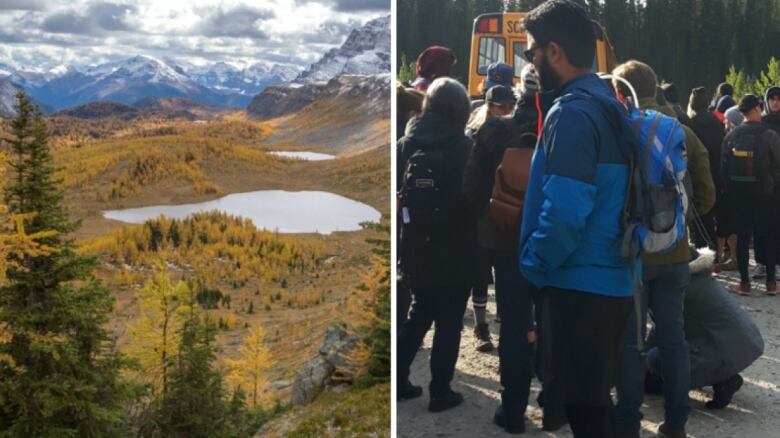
[523,0,596,69]
[717,82,734,98]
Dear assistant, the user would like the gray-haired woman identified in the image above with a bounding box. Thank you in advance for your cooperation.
[396,77,478,412]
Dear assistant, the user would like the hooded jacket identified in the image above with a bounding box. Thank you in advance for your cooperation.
[397,112,477,288]
[519,74,634,297]
[763,86,780,136]
[681,250,763,388]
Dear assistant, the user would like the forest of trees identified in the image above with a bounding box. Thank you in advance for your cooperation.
[398,0,780,99]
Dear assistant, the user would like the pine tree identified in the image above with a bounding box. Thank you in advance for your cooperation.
[226,324,271,408]
[0,150,53,284]
[0,92,131,436]
[154,310,228,438]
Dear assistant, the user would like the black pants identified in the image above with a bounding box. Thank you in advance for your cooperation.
[730,183,775,284]
[396,284,471,395]
[541,287,632,438]
[490,250,535,414]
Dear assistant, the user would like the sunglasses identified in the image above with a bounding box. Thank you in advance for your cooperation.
[523,44,544,63]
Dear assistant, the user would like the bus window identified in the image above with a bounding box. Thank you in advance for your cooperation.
[512,41,529,77]
[477,36,506,75]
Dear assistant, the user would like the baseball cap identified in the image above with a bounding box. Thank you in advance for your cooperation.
[485,62,514,90]
[486,85,516,106]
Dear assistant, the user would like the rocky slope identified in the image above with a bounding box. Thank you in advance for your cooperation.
[296,15,390,82]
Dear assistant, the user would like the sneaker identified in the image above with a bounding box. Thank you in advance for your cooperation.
[766,281,778,296]
[752,264,767,279]
[428,389,463,412]
[720,257,737,271]
[493,405,525,434]
[474,323,494,352]
[729,283,751,296]
[657,422,687,438]
[397,380,423,401]
[706,374,743,409]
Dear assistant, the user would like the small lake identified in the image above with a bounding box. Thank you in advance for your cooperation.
[268,151,336,161]
[103,190,381,234]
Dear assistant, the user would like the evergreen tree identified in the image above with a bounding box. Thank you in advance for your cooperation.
[0,92,131,437]
[154,312,227,438]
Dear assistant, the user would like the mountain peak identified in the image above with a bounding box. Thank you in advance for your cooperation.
[296,15,390,83]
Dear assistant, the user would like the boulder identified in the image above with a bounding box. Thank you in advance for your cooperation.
[319,324,360,371]
[291,356,333,405]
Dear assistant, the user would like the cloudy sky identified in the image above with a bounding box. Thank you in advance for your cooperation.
[0,0,389,71]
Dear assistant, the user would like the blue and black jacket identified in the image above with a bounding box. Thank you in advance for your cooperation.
[519,73,635,297]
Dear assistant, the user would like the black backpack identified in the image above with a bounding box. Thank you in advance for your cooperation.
[398,143,458,274]
[725,125,767,183]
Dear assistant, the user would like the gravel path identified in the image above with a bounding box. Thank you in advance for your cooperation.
[398,259,780,437]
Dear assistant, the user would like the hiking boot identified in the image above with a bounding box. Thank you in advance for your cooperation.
[752,264,767,279]
[766,281,778,296]
[428,389,463,413]
[720,257,737,271]
[657,422,687,438]
[397,380,423,401]
[474,323,494,352]
[706,374,743,409]
[729,283,751,296]
[493,405,525,434]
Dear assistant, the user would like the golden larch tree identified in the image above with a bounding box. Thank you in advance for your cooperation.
[226,324,272,407]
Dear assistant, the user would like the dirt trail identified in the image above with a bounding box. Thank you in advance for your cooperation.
[398,260,780,437]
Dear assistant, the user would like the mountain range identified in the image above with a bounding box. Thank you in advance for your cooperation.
[0,15,389,116]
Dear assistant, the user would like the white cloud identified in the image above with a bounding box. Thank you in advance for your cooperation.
[0,0,384,71]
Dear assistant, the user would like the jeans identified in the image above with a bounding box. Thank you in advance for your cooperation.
[396,284,471,396]
[616,262,691,432]
[491,250,534,413]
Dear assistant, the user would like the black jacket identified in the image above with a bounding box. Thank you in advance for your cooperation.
[462,93,538,251]
[763,112,780,137]
[689,112,725,194]
[397,112,477,288]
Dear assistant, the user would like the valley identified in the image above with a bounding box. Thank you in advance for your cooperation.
[12,95,391,404]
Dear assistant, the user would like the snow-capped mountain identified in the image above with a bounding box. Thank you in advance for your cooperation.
[0,79,20,117]
[296,15,390,83]
[0,55,303,112]
[188,61,301,96]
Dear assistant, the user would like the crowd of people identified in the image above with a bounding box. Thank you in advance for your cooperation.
[395,1,771,437]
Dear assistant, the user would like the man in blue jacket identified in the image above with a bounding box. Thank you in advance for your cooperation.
[520,1,635,436]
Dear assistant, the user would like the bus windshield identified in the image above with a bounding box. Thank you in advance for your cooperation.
[477,37,506,75]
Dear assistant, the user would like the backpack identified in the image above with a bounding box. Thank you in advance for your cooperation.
[724,125,767,183]
[621,107,689,258]
[487,129,536,232]
[398,143,458,271]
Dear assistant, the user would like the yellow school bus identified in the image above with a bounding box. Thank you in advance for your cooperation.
[467,12,618,98]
